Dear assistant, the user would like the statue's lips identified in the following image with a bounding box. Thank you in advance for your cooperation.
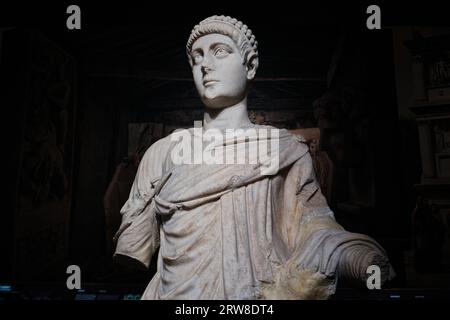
[203,79,219,86]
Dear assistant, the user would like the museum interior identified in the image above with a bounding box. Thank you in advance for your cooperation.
[1,3,449,300]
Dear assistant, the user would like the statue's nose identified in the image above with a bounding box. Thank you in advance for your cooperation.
[201,56,214,74]
[201,65,211,75]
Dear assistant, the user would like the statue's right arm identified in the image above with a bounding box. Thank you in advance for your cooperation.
[112,136,171,270]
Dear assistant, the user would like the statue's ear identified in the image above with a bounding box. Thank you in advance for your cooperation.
[246,55,258,81]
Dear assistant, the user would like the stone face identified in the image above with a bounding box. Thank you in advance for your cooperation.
[113,15,395,299]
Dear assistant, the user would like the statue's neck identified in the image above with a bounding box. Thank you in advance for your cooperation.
[203,98,252,131]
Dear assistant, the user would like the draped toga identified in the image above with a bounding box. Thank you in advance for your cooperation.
[114,124,394,299]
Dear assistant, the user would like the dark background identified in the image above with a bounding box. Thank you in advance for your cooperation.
[1,1,449,299]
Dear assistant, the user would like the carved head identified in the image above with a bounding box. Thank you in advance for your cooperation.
[186,15,259,109]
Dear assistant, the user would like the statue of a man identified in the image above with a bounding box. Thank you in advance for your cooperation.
[113,15,394,299]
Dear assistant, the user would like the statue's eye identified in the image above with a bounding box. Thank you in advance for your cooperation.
[214,47,229,57]
[192,53,203,64]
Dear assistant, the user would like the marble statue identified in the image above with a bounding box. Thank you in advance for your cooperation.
[113,15,395,299]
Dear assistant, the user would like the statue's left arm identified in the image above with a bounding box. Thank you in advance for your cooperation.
[266,145,395,299]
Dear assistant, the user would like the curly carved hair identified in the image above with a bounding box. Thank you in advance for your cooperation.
[186,15,259,71]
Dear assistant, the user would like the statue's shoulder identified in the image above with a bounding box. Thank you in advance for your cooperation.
[141,135,173,163]
[252,124,307,144]
[141,128,194,164]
